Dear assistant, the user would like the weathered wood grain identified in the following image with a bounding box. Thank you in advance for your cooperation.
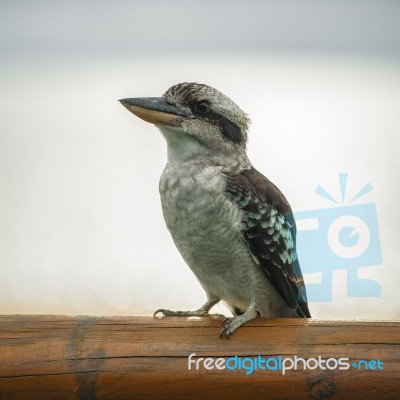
[0,316,399,399]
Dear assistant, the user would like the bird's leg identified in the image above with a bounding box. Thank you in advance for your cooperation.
[154,294,223,318]
[220,304,260,339]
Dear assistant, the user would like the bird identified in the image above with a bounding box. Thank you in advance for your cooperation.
[120,82,311,338]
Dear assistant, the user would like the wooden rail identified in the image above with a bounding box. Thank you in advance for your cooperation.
[0,315,399,399]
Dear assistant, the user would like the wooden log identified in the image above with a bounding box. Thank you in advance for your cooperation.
[0,315,399,399]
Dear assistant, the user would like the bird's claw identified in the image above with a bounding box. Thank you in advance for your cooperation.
[153,308,221,317]
[220,317,235,339]
[219,325,232,340]
[153,308,179,317]
[220,310,260,339]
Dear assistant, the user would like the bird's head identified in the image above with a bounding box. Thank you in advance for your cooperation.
[120,82,250,166]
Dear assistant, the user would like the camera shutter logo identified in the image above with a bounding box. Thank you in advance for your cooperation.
[294,173,383,302]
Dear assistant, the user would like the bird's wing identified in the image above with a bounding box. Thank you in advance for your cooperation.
[224,167,311,318]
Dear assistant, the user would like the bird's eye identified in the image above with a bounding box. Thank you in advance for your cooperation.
[194,101,211,114]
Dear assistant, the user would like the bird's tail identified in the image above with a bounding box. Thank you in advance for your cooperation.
[295,301,312,318]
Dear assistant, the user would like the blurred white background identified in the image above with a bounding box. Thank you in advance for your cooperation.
[0,1,399,319]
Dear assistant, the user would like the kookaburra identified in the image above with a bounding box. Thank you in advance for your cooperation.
[120,82,311,338]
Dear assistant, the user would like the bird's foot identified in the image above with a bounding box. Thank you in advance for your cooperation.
[154,308,223,318]
[221,317,234,325]
[219,309,260,339]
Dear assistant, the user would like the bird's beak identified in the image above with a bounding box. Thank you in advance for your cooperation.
[119,97,188,126]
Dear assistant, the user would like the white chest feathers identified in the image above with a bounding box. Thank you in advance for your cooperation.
[159,162,244,268]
